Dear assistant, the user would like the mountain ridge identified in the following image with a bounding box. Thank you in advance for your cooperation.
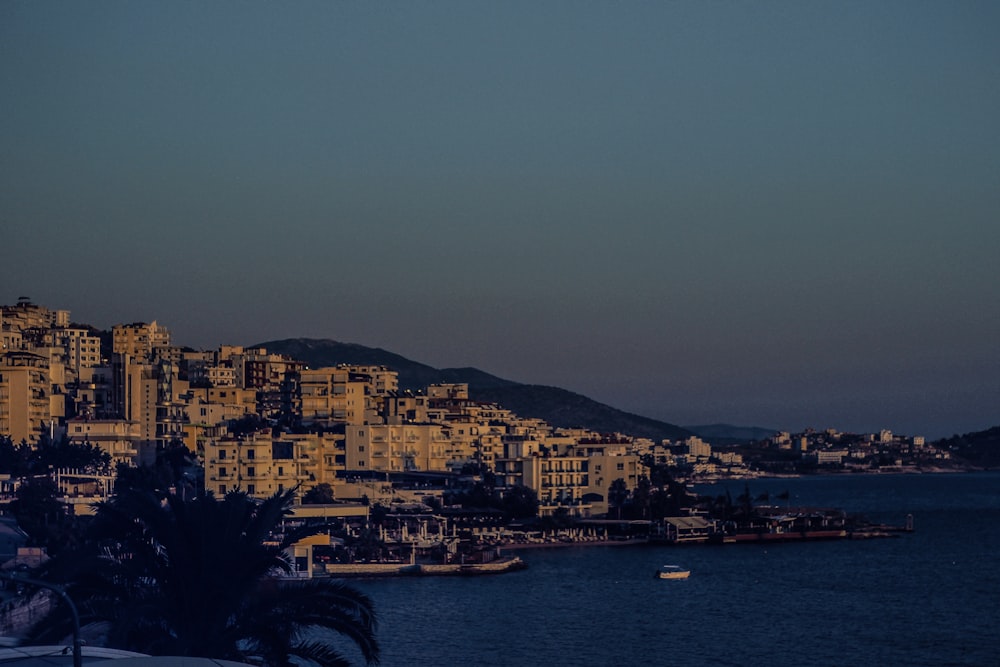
[684,423,780,444]
[255,338,693,442]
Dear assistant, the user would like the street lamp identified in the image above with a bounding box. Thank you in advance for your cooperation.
[0,571,82,667]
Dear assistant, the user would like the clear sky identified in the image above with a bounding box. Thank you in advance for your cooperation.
[2,1,998,439]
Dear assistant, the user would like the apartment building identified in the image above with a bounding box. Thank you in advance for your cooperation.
[203,430,344,501]
[344,423,454,473]
[493,429,643,516]
[523,453,590,506]
[382,391,430,425]
[299,367,369,426]
[65,417,141,467]
[112,321,171,361]
[585,452,641,510]
[183,387,256,426]
[74,365,115,419]
[0,351,54,442]
[347,365,399,396]
[0,299,69,333]
[64,328,103,376]
[232,348,301,390]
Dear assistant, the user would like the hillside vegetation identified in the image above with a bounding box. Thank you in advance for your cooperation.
[257,338,692,442]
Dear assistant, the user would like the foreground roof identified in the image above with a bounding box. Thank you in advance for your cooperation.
[0,646,256,666]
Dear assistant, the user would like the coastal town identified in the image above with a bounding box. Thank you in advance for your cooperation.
[0,298,975,578]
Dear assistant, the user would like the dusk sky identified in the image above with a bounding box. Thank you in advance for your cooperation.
[2,2,998,439]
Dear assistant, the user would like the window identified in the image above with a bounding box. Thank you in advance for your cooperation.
[219,484,227,493]
[277,466,284,476]
[247,449,255,460]
[247,484,255,495]
[247,467,255,477]
[220,450,226,459]
[616,462,624,471]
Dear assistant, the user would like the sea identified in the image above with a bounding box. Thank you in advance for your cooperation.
[340,472,1000,666]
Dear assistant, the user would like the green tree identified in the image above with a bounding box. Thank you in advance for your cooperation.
[31,488,379,666]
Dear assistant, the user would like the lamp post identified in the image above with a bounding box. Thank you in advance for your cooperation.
[0,571,82,667]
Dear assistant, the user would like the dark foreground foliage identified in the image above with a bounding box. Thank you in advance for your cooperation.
[31,488,379,667]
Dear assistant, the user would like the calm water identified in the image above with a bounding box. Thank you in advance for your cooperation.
[342,473,1000,666]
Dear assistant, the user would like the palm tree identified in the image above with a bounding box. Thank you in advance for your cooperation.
[608,478,629,520]
[30,488,379,667]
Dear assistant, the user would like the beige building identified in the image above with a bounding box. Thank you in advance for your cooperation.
[181,386,257,442]
[66,417,141,467]
[203,430,344,501]
[112,355,158,445]
[685,436,712,459]
[495,441,642,517]
[112,321,171,361]
[111,355,190,464]
[74,365,115,419]
[346,365,399,396]
[345,423,454,472]
[522,453,590,507]
[382,392,431,425]
[299,367,369,425]
[233,348,302,390]
[64,328,103,375]
[0,351,53,442]
[1,299,68,333]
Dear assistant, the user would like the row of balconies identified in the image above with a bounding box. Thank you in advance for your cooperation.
[211,470,302,481]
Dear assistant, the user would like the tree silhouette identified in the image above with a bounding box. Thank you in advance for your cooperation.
[303,483,336,504]
[31,488,379,666]
[608,478,629,520]
[501,484,539,519]
[631,476,652,519]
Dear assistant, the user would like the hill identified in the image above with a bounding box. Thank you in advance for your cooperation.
[684,423,779,445]
[256,338,692,442]
[935,426,1000,468]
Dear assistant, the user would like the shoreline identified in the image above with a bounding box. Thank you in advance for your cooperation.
[686,464,986,484]
[319,555,527,578]
[498,538,648,551]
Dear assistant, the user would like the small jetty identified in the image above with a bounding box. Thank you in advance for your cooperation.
[649,507,914,545]
[848,513,915,539]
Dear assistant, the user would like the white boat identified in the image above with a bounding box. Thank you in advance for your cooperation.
[656,564,690,580]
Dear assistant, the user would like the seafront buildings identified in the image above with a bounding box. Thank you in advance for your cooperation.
[1,298,947,517]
